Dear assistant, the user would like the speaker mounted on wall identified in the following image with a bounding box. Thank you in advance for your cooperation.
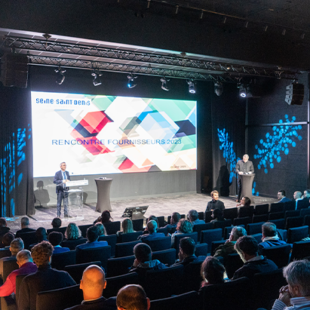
[285,83,304,105]
[0,53,28,88]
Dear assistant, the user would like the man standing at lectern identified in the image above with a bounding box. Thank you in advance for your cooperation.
[53,162,71,218]
[236,154,254,202]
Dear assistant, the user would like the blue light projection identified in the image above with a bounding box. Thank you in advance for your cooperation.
[0,125,31,217]
[217,128,240,183]
[253,115,302,174]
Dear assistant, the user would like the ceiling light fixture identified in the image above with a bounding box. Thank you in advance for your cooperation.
[55,66,66,85]
[160,77,170,91]
[214,81,223,96]
[187,80,196,94]
[92,71,102,86]
[127,74,137,88]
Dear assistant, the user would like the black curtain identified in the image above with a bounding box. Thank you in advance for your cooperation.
[0,86,35,216]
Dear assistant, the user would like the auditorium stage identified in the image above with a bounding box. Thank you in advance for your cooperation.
[6,193,277,234]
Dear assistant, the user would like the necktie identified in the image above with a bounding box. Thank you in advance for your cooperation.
[63,172,66,188]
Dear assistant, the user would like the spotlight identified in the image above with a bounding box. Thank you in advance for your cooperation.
[127,74,137,88]
[55,66,66,85]
[92,71,102,86]
[238,84,247,98]
[187,80,196,94]
[160,77,170,91]
[214,81,223,96]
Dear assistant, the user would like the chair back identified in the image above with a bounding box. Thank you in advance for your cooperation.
[269,218,285,229]
[288,226,309,243]
[223,208,238,220]
[16,274,27,308]
[233,217,251,226]
[211,240,225,256]
[61,238,87,250]
[132,219,144,231]
[213,219,232,232]
[144,236,171,252]
[284,200,295,211]
[107,255,135,277]
[78,224,92,238]
[226,253,243,279]
[2,258,18,282]
[204,211,213,223]
[297,199,309,210]
[286,216,304,229]
[98,234,117,256]
[193,223,213,240]
[301,208,310,217]
[115,240,140,257]
[119,231,143,243]
[152,249,176,266]
[254,204,269,215]
[157,227,169,235]
[17,232,37,250]
[291,241,310,261]
[174,232,198,252]
[47,227,66,235]
[51,250,76,270]
[268,211,285,220]
[0,249,11,259]
[157,216,165,228]
[261,244,291,268]
[252,214,268,223]
[105,273,140,298]
[36,284,83,310]
[247,222,264,235]
[76,246,111,270]
[104,221,121,235]
[239,206,254,218]
[270,202,284,213]
[64,261,102,283]
[251,233,263,244]
[285,210,300,218]
[200,229,222,247]
[183,260,204,292]
[195,243,208,257]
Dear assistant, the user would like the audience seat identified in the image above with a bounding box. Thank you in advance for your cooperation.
[297,199,309,210]
[198,212,204,220]
[226,253,243,279]
[183,260,204,292]
[254,204,269,215]
[211,240,225,256]
[261,244,291,268]
[15,274,27,309]
[157,216,165,228]
[2,258,18,282]
[193,223,213,240]
[204,211,213,223]
[104,221,121,235]
[269,218,285,229]
[51,250,76,270]
[47,227,66,235]
[157,227,169,235]
[0,249,11,259]
[118,231,143,243]
[268,211,285,220]
[301,208,310,218]
[195,243,208,257]
[304,215,310,232]
[200,277,251,310]
[270,202,284,213]
[76,246,111,271]
[223,208,238,220]
[78,224,92,238]
[286,216,304,229]
[174,233,198,252]
[167,214,185,224]
[98,234,117,257]
[213,219,232,233]
[252,214,268,223]
[250,233,263,244]
[233,217,251,226]
[285,210,300,218]
[239,206,254,218]
[284,200,295,211]
[107,255,135,277]
[17,232,37,249]
[132,219,144,231]
[152,249,176,266]
[200,229,222,250]
[0,296,16,310]
[144,265,184,299]
[150,291,199,310]
[291,241,310,261]
[115,240,140,258]
[64,261,102,283]
[288,226,309,243]
[104,272,140,298]
[247,222,264,235]
[36,284,83,310]
[144,236,171,252]
[61,238,87,250]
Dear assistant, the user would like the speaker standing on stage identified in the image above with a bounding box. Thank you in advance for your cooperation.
[53,162,71,218]
[236,154,254,202]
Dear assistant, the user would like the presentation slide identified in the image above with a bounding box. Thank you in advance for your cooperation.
[31,91,197,177]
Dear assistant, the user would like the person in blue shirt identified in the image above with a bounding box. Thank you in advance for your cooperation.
[277,190,291,203]
[188,209,205,226]
[48,231,70,254]
[138,221,165,241]
[76,226,108,250]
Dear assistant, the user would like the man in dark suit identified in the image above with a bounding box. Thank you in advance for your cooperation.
[277,190,291,203]
[15,217,35,237]
[65,265,116,310]
[19,241,76,310]
[236,154,254,202]
[53,162,71,218]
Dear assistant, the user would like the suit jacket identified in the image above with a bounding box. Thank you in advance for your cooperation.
[53,170,71,193]
[75,240,108,250]
[138,232,165,241]
[279,197,291,203]
[65,296,117,310]
[53,246,70,254]
[19,264,76,310]
[16,228,36,238]
[206,200,225,212]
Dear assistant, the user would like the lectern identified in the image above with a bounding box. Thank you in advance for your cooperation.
[239,174,255,203]
[95,178,113,212]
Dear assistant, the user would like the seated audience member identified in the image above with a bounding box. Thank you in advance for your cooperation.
[172,237,201,267]
[272,260,310,310]
[93,210,112,225]
[51,217,62,230]
[15,217,35,237]
[29,227,48,249]
[277,190,291,203]
[95,223,107,237]
[200,256,225,288]
[76,226,108,250]
[214,226,247,264]
[206,190,225,213]
[236,196,251,208]
[65,265,116,310]
[232,235,278,280]
[64,223,83,240]
[0,218,10,247]
[116,284,150,310]
[19,241,76,310]
[129,243,166,275]
[211,208,225,223]
[188,210,205,226]
[294,191,303,209]
[2,232,15,249]
[146,215,159,226]
[164,212,181,234]
[258,222,287,253]
[0,250,37,297]
[137,220,165,241]
[48,232,70,254]
[117,219,135,237]
[171,219,193,246]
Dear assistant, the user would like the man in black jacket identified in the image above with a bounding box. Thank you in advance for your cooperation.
[206,190,225,213]
[232,235,278,280]
[19,241,76,310]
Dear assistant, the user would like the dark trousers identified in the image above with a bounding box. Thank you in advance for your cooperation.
[57,191,68,217]
[237,179,242,202]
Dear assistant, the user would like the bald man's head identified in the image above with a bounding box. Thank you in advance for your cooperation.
[80,265,106,300]
[117,285,150,310]
[147,220,157,234]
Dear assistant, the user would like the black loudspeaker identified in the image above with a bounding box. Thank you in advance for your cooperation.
[1,53,28,88]
[285,83,304,105]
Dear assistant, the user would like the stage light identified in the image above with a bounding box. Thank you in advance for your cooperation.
[239,84,247,98]
[55,66,66,85]
[214,81,223,96]
[92,71,102,86]
[160,77,170,91]
[187,80,196,94]
[127,74,137,88]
